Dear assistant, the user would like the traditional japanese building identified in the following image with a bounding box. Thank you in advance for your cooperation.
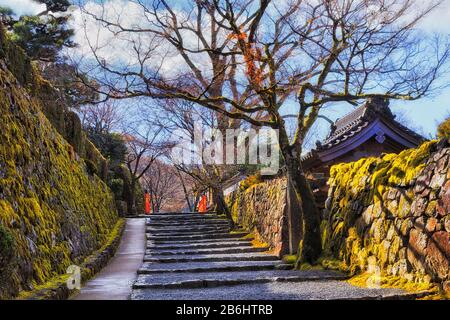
[302,97,426,177]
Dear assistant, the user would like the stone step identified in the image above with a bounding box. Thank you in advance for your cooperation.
[149,214,220,220]
[133,270,348,289]
[147,237,253,245]
[145,246,269,256]
[148,220,230,227]
[146,240,253,250]
[147,232,248,242]
[146,225,230,233]
[146,228,230,237]
[137,261,293,274]
[143,252,279,263]
[149,212,217,216]
[148,221,230,227]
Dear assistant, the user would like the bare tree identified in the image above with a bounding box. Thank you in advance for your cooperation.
[79,101,122,134]
[172,164,198,212]
[78,0,450,262]
[142,160,183,212]
[159,99,244,226]
[123,125,169,214]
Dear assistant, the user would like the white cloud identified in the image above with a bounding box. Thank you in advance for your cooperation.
[418,0,450,33]
[68,0,215,78]
[0,0,46,16]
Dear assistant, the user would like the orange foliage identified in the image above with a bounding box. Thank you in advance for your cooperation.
[228,30,263,86]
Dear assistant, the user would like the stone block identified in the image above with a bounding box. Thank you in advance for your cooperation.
[436,180,450,217]
[425,218,438,233]
[407,229,428,273]
[425,233,449,280]
[444,216,450,233]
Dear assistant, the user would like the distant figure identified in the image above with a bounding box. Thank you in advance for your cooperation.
[197,194,207,213]
[144,190,151,215]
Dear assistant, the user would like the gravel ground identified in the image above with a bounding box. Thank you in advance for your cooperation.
[131,280,406,300]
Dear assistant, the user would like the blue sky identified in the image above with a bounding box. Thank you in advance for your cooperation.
[2,0,450,140]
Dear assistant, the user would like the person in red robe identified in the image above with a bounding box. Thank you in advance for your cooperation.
[197,194,207,213]
[144,190,151,215]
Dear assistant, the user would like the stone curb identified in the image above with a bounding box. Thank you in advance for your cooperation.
[132,274,349,289]
[19,219,126,300]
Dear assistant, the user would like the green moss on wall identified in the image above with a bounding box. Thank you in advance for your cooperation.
[324,139,450,288]
[0,59,118,299]
[225,178,287,256]
[0,27,109,184]
[0,27,33,86]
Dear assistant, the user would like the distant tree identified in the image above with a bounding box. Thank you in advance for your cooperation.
[80,101,122,134]
[123,126,170,215]
[1,1,93,115]
[2,0,74,62]
[89,132,127,167]
[40,61,99,108]
[437,116,450,138]
[0,7,13,25]
[143,161,182,213]
[158,99,250,226]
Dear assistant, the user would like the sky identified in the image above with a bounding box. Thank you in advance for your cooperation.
[0,0,46,16]
[2,0,450,140]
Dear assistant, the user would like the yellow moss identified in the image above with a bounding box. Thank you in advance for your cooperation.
[241,232,255,240]
[16,274,70,300]
[298,263,324,271]
[418,291,450,300]
[17,219,125,300]
[324,140,439,286]
[282,254,297,264]
[0,56,119,299]
[437,117,450,138]
[318,257,349,272]
[251,238,269,249]
[348,273,438,295]
[239,174,263,191]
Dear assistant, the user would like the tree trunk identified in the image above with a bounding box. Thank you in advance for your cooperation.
[285,158,322,264]
[285,174,302,255]
[176,170,193,211]
[127,179,136,215]
[212,187,235,229]
[193,194,200,212]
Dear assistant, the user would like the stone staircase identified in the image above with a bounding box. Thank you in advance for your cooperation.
[131,213,413,300]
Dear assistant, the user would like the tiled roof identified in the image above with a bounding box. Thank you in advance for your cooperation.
[301,98,426,167]
[316,98,424,151]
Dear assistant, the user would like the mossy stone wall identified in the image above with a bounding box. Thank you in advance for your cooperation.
[0,60,118,299]
[324,140,449,287]
[0,28,108,180]
[228,178,289,256]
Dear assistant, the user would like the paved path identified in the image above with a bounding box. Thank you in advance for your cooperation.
[73,218,146,300]
[131,213,408,300]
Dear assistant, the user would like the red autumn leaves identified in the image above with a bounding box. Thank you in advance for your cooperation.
[228,30,263,86]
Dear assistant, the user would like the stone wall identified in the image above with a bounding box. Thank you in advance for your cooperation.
[0,42,119,298]
[324,140,450,288]
[0,26,108,181]
[229,178,289,256]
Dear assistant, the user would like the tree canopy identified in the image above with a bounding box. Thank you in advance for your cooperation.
[1,0,74,62]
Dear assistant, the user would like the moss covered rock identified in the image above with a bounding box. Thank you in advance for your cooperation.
[324,139,450,287]
[226,178,289,256]
[0,59,118,298]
